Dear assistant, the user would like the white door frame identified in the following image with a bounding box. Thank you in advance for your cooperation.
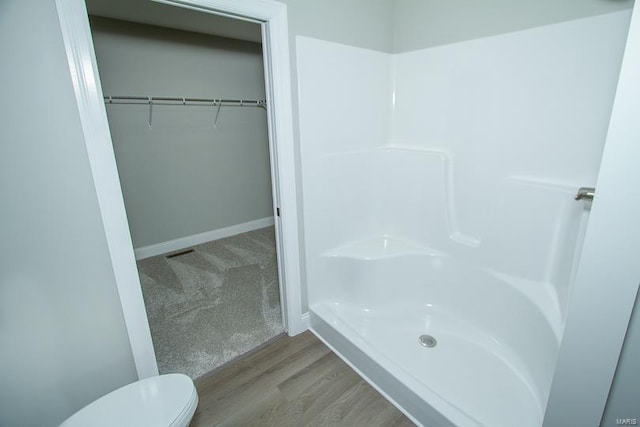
[55,0,307,380]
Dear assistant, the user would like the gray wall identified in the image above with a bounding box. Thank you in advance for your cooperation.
[90,18,273,249]
[277,0,636,55]
[0,2,137,426]
[278,0,395,53]
[393,0,635,52]
[602,289,640,425]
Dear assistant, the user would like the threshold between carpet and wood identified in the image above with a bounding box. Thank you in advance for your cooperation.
[137,226,284,380]
[192,331,415,426]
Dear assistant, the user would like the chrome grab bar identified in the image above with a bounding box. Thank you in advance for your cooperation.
[575,187,595,201]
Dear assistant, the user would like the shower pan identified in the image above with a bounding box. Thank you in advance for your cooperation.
[297,10,632,427]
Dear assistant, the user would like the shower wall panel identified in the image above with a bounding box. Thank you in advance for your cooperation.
[296,10,632,426]
[392,10,630,237]
[390,10,632,313]
[296,36,392,305]
[299,12,631,313]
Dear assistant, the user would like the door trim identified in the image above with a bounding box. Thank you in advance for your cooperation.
[55,0,306,379]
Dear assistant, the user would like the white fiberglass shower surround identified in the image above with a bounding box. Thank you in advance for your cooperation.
[298,11,632,427]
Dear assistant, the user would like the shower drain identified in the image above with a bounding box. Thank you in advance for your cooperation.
[418,334,437,348]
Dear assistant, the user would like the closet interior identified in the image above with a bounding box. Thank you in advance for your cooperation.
[86,0,284,380]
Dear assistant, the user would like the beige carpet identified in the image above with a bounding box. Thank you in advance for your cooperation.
[137,226,284,380]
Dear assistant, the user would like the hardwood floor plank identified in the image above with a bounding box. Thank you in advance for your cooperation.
[190,331,415,426]
[308,379,415,427]
[216,389,297,427]
[228,390,304,427]
[339,382,415,427]
[294,363,362,423]
[232,362,360,426]
[196,331,317,394]
[277,351,349,400]
[306,380,369,426]
[193,333,330,423]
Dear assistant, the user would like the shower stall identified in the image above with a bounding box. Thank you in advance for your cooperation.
[297,10,632,427]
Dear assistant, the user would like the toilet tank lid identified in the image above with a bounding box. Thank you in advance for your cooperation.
[60,374,198,427]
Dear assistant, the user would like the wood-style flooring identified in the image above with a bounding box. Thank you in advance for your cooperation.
[191,331,415,426]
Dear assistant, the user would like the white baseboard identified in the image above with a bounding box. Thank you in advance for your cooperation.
[287,312,310,337]
[134,217,275,260]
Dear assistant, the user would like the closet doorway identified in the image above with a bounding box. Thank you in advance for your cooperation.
[81,0,296,380]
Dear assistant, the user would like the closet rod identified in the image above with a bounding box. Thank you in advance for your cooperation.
[103,95,266,108]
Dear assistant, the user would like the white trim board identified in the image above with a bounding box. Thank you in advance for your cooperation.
[135,217,275,259]
[55,0,159,379]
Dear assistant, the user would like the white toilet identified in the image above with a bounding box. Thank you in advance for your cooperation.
[61,374,198,427]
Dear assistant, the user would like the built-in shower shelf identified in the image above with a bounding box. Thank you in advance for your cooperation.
[324,235,443,260]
